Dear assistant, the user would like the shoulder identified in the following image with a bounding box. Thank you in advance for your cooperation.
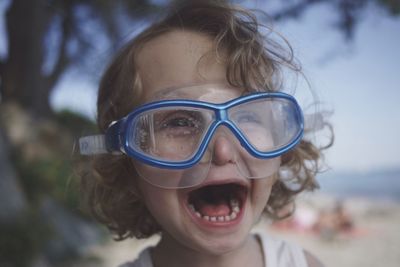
[118,247,153,267]
[256,231,323,267]
[303,250,325,267]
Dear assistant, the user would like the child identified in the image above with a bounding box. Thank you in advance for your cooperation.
[79,1,331,266]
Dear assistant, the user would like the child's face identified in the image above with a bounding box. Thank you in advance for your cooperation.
[135,30,277,255]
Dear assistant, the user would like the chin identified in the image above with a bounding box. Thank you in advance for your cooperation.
[191,231,250,256]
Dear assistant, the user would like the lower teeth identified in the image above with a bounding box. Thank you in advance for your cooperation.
[188,198,241,222]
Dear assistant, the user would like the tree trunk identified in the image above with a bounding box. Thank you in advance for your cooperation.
[0,124,27,223]
[2,0,52,117]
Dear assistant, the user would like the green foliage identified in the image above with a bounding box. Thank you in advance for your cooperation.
[378,0,400,15]
[0,210,52,267]
[54,109,97,136]
[14,155,80,210]
[13,109,96,210]
[1,109,99,266]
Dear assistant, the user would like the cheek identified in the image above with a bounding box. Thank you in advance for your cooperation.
[137,180,179,220]
[252,175,277,210]
[138,181,166,212]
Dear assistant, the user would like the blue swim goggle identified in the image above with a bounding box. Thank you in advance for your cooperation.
[80,92,304,188]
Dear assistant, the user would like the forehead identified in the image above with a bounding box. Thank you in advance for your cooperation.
[151,83,242,103]
[136,30,237,103]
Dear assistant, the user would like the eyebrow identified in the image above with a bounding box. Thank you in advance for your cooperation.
[148,82,239,102]
[149,82,211,101]
[150,87,192,101]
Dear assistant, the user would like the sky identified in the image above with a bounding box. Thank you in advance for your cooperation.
[273,4,400,172]
[1,1,400,173]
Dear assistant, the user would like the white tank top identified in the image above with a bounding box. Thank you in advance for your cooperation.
[258,232,309,267]
[119,232,309,267]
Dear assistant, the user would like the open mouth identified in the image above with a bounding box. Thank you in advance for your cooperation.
[186,183,248,223]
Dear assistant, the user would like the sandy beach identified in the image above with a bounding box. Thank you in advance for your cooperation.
[80,193,400,267]
[265,194,400,267]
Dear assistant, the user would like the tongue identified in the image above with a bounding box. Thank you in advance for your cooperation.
[196,198,231,217]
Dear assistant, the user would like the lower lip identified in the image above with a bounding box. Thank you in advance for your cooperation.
[183,199,246,230]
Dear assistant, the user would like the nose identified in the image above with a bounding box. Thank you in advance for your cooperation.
[211,132,236,166]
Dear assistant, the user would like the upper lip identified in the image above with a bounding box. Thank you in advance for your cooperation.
[181,178,250,203]
[186,179,249,193]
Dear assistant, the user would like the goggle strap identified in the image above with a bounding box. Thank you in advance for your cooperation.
[79,120,125,155]
[79,135,107,155]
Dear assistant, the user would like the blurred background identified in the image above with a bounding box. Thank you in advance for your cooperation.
[0,0,399,266]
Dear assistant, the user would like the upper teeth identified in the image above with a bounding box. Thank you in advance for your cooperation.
[230,199,239,208]
[188,197,241,222]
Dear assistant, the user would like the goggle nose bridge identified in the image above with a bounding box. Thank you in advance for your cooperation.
[209,107,245,146]
[215,107,228,121]
[196,115,254,164]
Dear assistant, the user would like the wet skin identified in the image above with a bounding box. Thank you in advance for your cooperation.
[135,30,277,267]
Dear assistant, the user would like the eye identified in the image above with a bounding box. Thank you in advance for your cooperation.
[158,111,204,134]
[233,111,262,124]
[163,116,197,128]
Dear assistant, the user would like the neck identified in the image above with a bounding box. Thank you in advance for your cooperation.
[151,232,264,267]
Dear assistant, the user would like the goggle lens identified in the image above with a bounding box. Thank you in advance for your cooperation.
[124,95,302,188]
[129,107,214,163]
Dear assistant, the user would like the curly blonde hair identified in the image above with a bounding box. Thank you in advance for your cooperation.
[79,1,332,240]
